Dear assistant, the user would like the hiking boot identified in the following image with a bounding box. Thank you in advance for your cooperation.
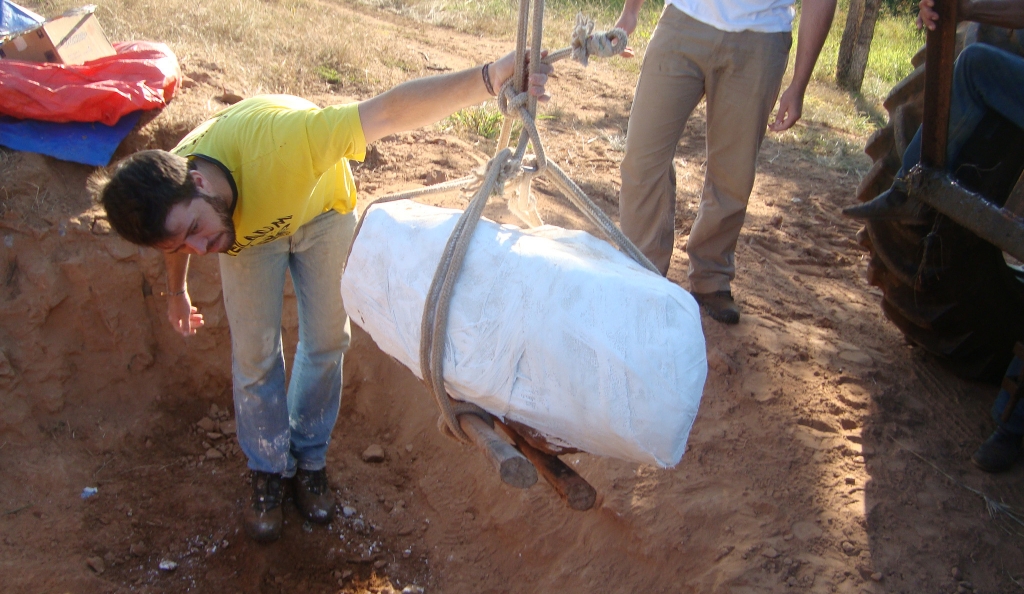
[692,291,740,325]
[244,470,283,542]
[971,428,1023,473]
[841,187,929,223]
[293,467,335,524]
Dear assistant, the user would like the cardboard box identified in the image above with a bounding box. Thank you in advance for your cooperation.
[0,9,115,65]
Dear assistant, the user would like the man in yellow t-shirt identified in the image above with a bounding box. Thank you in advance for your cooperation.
[98,52,552,543]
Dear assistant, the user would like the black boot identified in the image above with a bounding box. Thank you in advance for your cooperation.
[971,428,1023,473]
[244,470,284,542]
[842,186,929,223]
[293,468,335,524]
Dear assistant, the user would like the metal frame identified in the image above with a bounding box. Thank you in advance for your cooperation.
[910,0,1024,259]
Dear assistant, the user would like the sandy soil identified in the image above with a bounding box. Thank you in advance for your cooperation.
[2,4,1024,593]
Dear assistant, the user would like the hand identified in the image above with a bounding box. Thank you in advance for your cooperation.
[167,293,205,336]
[491,49,554,102]
[614,12,639,58]
[768,85,804,132]
[917,0,940,30]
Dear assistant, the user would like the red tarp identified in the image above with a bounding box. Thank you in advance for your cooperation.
[0,40,180,125]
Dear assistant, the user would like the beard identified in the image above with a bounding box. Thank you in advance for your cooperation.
[202,194,237,253]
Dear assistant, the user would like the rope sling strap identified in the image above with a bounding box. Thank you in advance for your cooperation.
[347,2,657,446]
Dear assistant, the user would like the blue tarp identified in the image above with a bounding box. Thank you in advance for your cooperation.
[0,0,43,37]
[0,111,142,166]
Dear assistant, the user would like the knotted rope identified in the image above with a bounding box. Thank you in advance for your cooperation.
[354,1,654,444]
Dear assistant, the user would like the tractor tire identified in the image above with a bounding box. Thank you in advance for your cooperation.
[853,28,1024,383]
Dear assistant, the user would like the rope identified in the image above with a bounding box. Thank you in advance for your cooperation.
[374,174,477,202]
[352,5,641,444]
[420,149,514,441]
[541,161,659,273]
[568,14,628,67]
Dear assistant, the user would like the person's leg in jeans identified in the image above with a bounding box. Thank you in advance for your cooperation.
[219,209,356,535]
[619,6,712,276]
[973,355,1024,472]
[896,43,1024,179]
[845,43,1024,220]
[286,209,356,472]
[221,210,355,476]
[219,228,291,541]
[946,44,1024,160]
[284,209,356,523]
[221,240,291,475]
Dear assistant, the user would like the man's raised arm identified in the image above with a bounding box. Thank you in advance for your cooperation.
[358,51,552,145]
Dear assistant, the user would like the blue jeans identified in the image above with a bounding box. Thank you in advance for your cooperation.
[993,356,1024,436]
[219,209,357,476]
[898,43,1024,179]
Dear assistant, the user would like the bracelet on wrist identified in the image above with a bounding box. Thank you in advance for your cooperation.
[162,288,186,297]
[482,62,496,96]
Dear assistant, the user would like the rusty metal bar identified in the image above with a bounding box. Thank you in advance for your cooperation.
[920,0,959,168]
[911,168,1024,262]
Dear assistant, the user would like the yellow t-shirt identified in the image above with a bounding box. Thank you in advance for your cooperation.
[172,95,366,256]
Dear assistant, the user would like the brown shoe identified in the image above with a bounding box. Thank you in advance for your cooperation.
[293,468,335,524]
[692,290,740,325]
[244,471,283,542]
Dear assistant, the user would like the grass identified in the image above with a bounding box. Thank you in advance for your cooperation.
[352,0,914,174]
[315,64,345,85]
[351,0,921,115]
[351,0,519,37]
[810,0,925,98]
[348,0,661,59]
[440,103,508,139]
[782,0,923,172]
[21,0,919,173]
[23,0,921,106]
[21,0,418,96]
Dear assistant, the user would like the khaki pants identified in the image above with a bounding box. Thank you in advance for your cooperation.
[619,6,791,293]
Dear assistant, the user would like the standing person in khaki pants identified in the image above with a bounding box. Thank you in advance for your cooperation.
[615,0,836,324]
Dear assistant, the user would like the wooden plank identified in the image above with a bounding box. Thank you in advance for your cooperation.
[459,414,537,489]
[920,0,958,168]
[497,421,597,511]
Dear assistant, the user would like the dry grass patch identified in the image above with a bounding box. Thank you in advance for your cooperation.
[25,0,426,96]
[19,0,909,174]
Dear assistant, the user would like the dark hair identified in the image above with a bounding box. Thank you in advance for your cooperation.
[99,150,198,246]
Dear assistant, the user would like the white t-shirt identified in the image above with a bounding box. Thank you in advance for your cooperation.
[667,0,795,32]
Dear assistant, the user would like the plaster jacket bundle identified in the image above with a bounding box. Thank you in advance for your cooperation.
[341,200,707,468]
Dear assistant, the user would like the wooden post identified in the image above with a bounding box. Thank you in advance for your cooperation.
[459,414,537,489]
[920,0,959,168]
[497,421,597,511]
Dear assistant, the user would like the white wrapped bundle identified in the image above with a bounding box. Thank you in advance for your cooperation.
[341,201,707,467]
